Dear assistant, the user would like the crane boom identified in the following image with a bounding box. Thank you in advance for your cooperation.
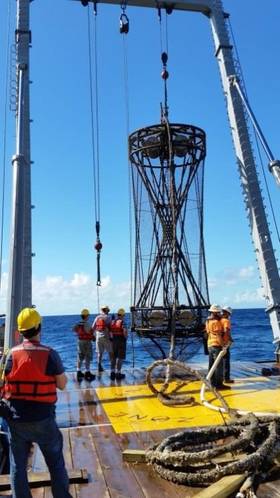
[6,0,280,360]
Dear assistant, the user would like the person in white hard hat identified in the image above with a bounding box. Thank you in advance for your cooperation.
[205,304,230,390]
[221,306,234,383]
[92,305,113,373]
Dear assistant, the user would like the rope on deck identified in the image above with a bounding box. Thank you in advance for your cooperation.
[146,358,231,412]
[145,413,280,493]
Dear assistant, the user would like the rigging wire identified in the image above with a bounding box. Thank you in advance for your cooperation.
[86,3,102,303]
[0,1,12,296]
[120,4,135,367]
[228,16,280,247]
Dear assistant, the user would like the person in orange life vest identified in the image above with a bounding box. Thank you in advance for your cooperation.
[109,308,128,381]
[3,307,72,498]
[92,305,113,373]
[205,304,230,390]
[221,306,234,383]
[73,308,95,382]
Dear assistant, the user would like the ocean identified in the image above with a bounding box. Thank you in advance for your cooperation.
[40,308,276,372]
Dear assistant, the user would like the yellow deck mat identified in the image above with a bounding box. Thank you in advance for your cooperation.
[95,377,280,433]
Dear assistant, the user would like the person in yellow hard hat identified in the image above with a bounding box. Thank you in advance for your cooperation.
[72,309,95,382]
[109,308,128,380]
[92,305,113,373]
[3,307,72,498]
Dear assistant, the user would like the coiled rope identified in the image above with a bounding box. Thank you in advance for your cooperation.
[145,413,280,488]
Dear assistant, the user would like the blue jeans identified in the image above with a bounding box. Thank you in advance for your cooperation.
[7,417,72,498]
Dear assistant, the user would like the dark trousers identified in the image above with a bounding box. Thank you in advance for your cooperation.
[223,348,231,381]
[208,346,224,387]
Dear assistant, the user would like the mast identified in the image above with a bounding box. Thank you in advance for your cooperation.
[5,0,32,347]
[208,0,280,352]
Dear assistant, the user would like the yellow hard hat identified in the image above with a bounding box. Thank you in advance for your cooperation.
[81,308,90,316]
[117,308,125,316]
[17,308,41,332]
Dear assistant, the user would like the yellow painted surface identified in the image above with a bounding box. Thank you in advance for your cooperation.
[95,377,280,434]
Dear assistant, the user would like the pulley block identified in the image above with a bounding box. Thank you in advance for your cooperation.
[120,13,129,34]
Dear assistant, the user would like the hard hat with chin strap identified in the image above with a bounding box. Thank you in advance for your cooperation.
[17,308,41,332]
[81,308,90,316]
[117,308,125,316]
[208,304,222,313]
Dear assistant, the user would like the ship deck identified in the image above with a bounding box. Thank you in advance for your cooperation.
[0,360,280,497]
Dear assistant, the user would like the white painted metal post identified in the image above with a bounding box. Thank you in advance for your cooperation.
[5,0,32,347]
[209,0,280,349]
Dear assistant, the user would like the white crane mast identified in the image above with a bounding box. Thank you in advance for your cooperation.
[5,0,32,347]
[6,0,280,357]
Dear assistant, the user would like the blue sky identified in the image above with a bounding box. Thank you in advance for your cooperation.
[0,0,280,315]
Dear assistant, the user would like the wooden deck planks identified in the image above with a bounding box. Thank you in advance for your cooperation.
[117,427,190,498]
[88,424,146,498]
[256,480,280,497]
[1,365,279,497]
[69,427,110,498]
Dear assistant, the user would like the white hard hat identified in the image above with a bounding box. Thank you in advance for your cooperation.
[101,305,110,312]
[222,306,232,315]
[208,304,222,313]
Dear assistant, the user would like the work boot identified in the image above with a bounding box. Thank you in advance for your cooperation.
[225,379,235,383]
[76,371,84,382]
[98,363,104,372]
[116,372,125,380]
[217,383,231,390]
[84,371,95,381]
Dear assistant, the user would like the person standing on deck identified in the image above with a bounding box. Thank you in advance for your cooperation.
[73,309,95,382]
[110,308,128,380]
[2,307,72,498]
[221,306,234,383]
[92,305,113,373]
[205,304,229,390]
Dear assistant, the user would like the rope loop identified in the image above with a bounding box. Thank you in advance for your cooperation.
[146,358,230,408]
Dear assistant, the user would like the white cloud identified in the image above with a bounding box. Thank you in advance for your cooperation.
[208,277,218,288]
[234,287,265,304]
[238,266,255,279]
[207,265,265,308]
[0,272,131,316]
[0,264,264,316]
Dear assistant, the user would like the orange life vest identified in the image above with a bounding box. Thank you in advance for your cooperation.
[110,318,125,337]
[94,316,107,331]
[74,322,94,341]
[220,317,231,345]
[4,341,57,403]
[206,318,224,347]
